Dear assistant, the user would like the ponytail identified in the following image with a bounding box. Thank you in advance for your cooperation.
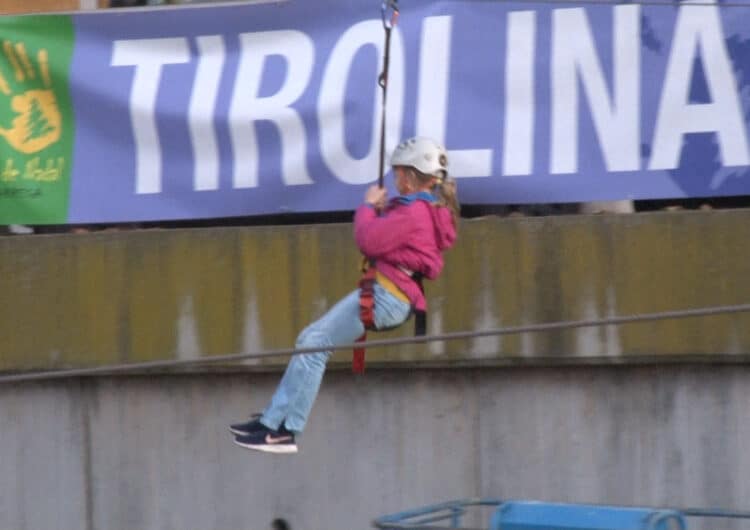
[434,177,460,228]
[404,166,460,227]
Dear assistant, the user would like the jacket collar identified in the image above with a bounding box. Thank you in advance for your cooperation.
[393,191,437,205]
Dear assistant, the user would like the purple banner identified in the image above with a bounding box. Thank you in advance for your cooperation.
[56,0,750,223]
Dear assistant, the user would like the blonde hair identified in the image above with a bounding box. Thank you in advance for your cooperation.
[433,177,460,227]
[403,167,460,227]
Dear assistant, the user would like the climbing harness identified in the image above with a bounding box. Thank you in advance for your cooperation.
[354,259,424,374]
[353,262,377,374]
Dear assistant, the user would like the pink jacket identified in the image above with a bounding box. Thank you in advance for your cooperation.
[354,192,457,311]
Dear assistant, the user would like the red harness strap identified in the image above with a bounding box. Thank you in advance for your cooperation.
[353,265,430,373]
[353,265,377,374]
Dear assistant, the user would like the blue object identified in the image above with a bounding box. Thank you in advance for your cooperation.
[490,502,686,530]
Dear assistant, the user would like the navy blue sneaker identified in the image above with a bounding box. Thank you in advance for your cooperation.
[233,424,298,454]
[229,413,265,436]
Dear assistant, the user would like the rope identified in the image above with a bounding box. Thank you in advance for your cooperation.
[377,0,399,188]
[1,302,750,383]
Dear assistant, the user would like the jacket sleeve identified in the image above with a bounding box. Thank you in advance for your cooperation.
[354,204,413,258]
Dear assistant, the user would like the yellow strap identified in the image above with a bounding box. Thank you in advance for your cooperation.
[375,271,410,304]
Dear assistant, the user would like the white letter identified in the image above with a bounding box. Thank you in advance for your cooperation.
[230,30,314,188]
[111,38,190,194]
[502,10,536,176]
[416,16,492,178]
[319,20,404,184]
[649,1,749,170]
[551,5,640,174]
[189,36,224,191]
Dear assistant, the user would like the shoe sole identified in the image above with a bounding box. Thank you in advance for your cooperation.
[233,438,298,454]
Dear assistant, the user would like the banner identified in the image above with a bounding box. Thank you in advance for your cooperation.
[1,0,750,224]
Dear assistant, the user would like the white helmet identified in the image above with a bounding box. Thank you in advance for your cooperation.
[390,136,448,179]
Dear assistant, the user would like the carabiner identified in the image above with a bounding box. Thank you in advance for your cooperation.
[381,0,399,30]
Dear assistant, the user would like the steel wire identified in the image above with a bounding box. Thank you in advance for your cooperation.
[1,302,749,383]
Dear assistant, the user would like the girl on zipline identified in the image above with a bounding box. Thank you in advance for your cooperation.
[229,137,459,454]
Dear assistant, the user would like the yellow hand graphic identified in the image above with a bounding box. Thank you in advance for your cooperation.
[0,41,61,154]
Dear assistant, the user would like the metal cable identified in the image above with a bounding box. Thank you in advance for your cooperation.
[1,302,750,383]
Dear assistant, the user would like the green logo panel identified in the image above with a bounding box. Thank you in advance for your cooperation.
[0,15,74,224]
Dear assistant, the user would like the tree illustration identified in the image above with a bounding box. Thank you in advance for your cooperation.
[24,97,54,143]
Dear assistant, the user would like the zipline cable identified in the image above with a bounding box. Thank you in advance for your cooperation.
[1,302,750,383]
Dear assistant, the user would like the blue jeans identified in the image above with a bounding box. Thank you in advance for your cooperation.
[261,283,412,434]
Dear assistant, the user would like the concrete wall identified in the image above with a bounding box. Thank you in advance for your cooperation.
[3,210,750,374]
[4,211,750,529]
[2,365,749,530]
